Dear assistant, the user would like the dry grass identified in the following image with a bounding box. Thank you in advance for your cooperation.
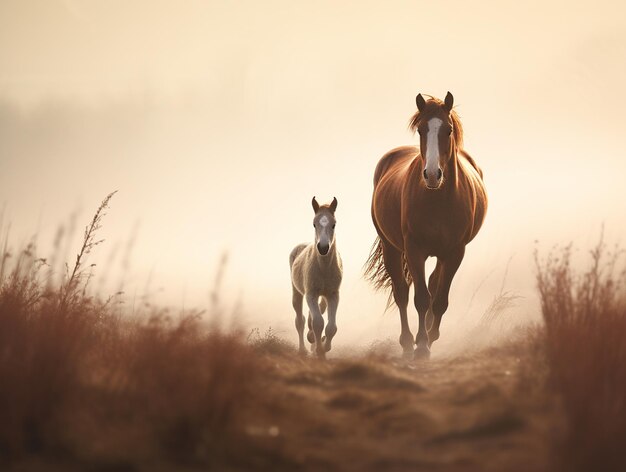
[248,327,296,356]
[4,193,626,471]
[0,194,260,470]
[536,238,626,471]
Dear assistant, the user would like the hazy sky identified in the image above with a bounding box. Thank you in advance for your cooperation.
[1,1,625,347]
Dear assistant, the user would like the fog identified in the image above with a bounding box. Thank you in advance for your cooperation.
[1,0,626,347]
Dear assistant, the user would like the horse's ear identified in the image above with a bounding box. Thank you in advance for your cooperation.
[444,91,454,112]
[416,93,426,112]
[329,197,338,213]
[312,196,320,213]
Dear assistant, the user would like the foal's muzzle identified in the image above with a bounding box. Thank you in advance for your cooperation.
[317,243,330,256]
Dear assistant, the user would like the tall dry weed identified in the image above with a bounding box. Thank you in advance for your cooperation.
[536,237,626,471]
[0,193,259,469]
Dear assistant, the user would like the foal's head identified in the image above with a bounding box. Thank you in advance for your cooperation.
[409,92,463,189]
[311,196,338,256]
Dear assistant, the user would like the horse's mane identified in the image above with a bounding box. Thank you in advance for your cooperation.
[408,96,464,152]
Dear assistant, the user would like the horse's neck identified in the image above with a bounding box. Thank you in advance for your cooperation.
[447,149,460,187]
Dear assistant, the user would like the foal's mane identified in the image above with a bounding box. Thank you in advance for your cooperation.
[408,96,464,151]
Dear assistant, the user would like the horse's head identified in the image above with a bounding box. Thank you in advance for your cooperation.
[410,92,462,190]
[311,196,338,256]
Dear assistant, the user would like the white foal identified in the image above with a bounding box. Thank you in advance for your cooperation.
[289,197,343,358]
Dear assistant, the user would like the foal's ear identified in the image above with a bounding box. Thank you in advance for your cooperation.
[416,93,426,112]
[444,91,454,112]
[312,196,320,213]
[329,197,338,213]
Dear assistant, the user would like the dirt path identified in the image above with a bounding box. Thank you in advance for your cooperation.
[241,339,560,471]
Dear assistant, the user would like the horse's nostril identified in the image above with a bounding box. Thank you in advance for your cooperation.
[437,169,443,180]
[423,169,428,180]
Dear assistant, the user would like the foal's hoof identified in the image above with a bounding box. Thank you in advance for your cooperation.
[307,331,315,344]
[315,350,326,360]
[414,344,431,360]
[322,336,332,352]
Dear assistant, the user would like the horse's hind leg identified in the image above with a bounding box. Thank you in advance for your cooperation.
[429,247,465,347]
[292,285,306,354]
[382,242,413,357]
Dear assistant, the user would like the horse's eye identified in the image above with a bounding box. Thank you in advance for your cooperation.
[448,127,453,135]
[332,224,336,229]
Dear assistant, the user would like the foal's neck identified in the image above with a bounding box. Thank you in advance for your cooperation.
[314,244,338,266]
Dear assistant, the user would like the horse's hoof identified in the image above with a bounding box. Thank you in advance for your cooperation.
[402,348,414,360]
[298,348,308,357]
[307,331,315,344]
[427,329,440,344]
[399,332,414,356]
[414,344,431,360]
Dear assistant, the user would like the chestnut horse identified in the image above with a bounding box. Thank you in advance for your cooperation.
[365,92,487,359]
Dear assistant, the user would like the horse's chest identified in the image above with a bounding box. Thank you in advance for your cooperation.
[407,205,471,254]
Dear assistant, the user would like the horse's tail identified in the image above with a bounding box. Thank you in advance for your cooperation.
[364,237,412,310]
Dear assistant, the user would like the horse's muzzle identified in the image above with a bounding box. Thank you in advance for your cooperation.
[423,168,443,189]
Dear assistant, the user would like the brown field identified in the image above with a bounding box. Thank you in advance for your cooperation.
[1,200,625,471]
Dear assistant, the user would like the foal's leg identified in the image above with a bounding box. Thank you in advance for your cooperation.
[405,245,430,359]
[382,242,414,357]
[306,297,326,347]
[319,297,327,314]
[292,285,306,355]
[323,293,339,352]
[305,293,325,358]
[306,313,315,345]
[429,247,465,347]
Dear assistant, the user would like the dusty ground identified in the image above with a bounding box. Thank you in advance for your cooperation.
[5,331,563,472]
[241,335,562,472]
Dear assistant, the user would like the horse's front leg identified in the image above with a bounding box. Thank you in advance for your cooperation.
[305,293,325,358]
[429,246,465,346]
[323,293,339,352]
[405,245,431,359]
[381,242,413,357]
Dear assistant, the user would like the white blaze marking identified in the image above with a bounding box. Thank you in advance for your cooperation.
[425,117,443,177]
[316,215,333,250]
